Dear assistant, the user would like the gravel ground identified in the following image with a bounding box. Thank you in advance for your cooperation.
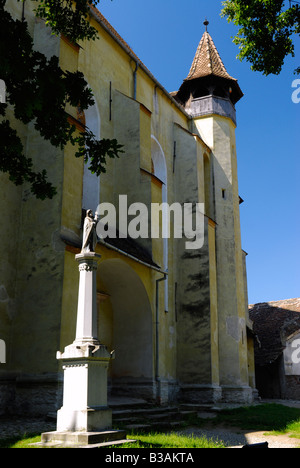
[1,418,299,448]
[1,399,300,448]
[179,399,300,448]
[179,426,300,448]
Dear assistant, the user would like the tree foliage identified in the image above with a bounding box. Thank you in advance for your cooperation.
[33,0,99,42]
[221,0,300,75]
[0,0,123,200]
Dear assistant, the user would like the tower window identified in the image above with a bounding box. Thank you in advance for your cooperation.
[222,189,226,199]
[213,86,227,99]
[193,87,210,99]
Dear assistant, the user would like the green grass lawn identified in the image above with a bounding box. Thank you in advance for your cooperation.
[212,403,300,437]
[112,432,225,449]
[0,434,42,449]
[0,432,225,449]
[1,403,300,448]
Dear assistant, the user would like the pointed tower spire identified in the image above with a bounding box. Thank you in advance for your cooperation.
[185,24,235,82]
[175,22,243,110]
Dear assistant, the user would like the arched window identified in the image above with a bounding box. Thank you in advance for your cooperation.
[0,339,6,364]
[151,136,168,313]
[151,136,167,186]
[82,95,101,213]
[203,152,211,218]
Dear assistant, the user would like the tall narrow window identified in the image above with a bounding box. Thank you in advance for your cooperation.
[0,339,6,364]
[82,95,101,212]
[151,136,168,313]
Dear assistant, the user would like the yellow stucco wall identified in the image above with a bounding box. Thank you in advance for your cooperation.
[194,113,250,390]
[208,221,219,386]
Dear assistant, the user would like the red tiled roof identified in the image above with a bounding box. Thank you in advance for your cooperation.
[186,31,236,82]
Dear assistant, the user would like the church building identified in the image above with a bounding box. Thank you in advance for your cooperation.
[0,1,256,416]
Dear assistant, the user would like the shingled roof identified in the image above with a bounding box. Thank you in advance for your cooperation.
[173,24,244,106]
[185,30,236,82]
[249,299,300,367]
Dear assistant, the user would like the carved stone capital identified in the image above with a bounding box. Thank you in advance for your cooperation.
[78,262,98,272]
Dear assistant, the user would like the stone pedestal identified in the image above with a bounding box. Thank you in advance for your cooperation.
[45,252,117,443]
[56,343,113,432]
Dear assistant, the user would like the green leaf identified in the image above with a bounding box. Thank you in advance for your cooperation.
[221,0,299,75]
[0,0,124,200]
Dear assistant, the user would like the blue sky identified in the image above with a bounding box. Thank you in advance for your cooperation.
[98,0,299,305]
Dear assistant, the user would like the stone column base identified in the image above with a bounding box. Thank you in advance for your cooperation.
[56,343,113,432]
[221,385,254,405]
[156,379,180,405]
[179,384,222,404]
[40,429,129,448]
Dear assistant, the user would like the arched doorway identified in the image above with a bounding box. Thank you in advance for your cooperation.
[97,258,154,400]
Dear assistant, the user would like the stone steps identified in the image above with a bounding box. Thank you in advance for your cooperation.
[78,438,136,449]
[41,399,216,445]
[113,406,179,420]
[179,403,218,412]
[32,437,136,449]
[112,404,199,432]
[34,429,136,448]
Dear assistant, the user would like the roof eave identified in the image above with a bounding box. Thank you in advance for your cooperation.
[89,7,191,120]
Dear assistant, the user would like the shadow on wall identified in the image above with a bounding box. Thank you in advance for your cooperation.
[98,259,153,383]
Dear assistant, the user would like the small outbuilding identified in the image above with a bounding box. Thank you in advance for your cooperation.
[249,299,300,400]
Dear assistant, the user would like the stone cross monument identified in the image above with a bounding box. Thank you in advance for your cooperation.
[41,211,127,446]
[56,210,113,433]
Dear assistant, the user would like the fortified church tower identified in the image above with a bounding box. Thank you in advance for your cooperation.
[175,21,253,403]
